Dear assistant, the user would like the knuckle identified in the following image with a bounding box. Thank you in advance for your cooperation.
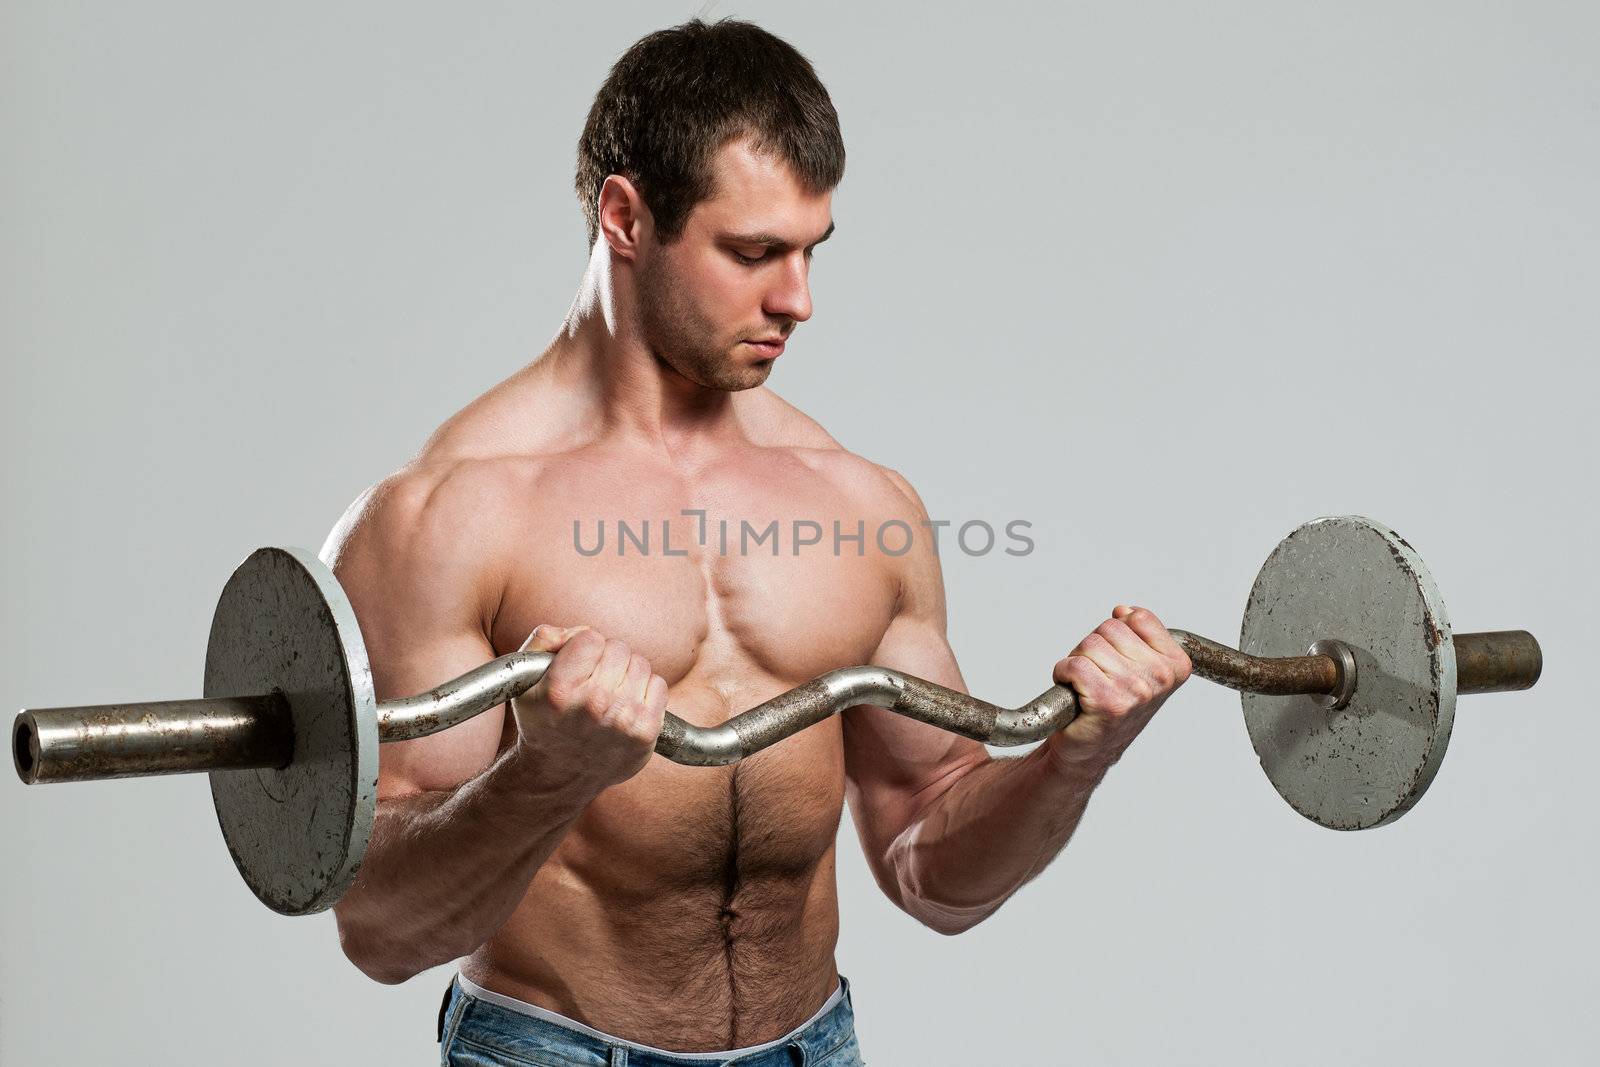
[559,632,603,667]
[1055,655,1087,682]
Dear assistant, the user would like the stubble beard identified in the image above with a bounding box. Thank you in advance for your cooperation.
[635,258,771,393]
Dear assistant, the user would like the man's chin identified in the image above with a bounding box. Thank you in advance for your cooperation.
[714,369,771,392]
[709,352,775,391]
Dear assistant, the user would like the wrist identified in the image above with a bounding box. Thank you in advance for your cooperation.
[1038,737,1115,793]
[500,740,603,820]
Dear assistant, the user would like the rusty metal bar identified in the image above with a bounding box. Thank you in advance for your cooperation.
[1168,630,1343,695]
[13,694,293,784]
[1455,630,1542,694]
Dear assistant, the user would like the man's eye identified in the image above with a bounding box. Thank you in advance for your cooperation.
[732,249,767,265]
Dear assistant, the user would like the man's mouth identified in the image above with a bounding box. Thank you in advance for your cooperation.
[744,337,786,358]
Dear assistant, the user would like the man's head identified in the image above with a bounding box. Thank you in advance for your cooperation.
[575,19,845,391]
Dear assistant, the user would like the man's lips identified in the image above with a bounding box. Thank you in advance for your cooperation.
[744,338,786,358]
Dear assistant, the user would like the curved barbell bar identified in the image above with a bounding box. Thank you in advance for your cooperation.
[375,651,1083,765]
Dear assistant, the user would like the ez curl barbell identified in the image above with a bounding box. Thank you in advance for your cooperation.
[12,516,1541,915]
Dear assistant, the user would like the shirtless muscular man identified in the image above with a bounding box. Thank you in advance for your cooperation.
[324,18,1191,1066]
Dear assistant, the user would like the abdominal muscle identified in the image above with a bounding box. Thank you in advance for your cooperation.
[458,674,851,1053]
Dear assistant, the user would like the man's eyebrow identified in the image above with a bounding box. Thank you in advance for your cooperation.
[723,221,835,251]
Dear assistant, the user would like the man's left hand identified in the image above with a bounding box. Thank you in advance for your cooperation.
[1045,605,1192,774]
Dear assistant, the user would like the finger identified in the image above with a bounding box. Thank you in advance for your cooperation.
[643,674,669,725]
[1118,606,1187,662]
[1077,630,1143,686]
[1094,617,1161,664]
[552,627,607,686]
[601,659,646,726]
[607,671,663,742]
[622,653,651,706]
[619,696,665,746]
[590,638,632,696]
[1053,652,1113,699]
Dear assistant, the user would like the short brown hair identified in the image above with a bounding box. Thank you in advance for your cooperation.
[575,19,846,247]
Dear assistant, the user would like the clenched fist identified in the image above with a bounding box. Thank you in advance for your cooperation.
[511,625,670,792]
[1046,605,1191,773]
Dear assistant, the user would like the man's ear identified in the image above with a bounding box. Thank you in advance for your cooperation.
[596,174,652,261]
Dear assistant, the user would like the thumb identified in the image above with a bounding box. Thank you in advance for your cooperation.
[522,624,590,652]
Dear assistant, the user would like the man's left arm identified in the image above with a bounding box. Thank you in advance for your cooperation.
[843,469,1191,935]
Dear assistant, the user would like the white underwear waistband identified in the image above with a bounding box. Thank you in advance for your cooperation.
[456,972,844,1061]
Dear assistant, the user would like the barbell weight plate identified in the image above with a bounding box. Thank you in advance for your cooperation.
[204,547,378,914]
[1240,516,1457,830]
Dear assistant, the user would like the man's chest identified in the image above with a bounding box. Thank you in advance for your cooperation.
[489,448,902,690]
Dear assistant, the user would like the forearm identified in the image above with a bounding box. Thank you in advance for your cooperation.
[887,744,1108,935]
[333,744,596,983]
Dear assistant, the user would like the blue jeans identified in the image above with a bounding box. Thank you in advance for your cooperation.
[438,974,865,1066]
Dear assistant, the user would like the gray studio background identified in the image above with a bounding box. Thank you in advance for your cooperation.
[3,2,1596,1064]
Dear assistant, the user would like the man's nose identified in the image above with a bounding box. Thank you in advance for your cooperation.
[763,254,813,324]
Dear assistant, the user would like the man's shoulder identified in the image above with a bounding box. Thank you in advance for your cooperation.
[749,388,926,521]
[321,454,542,579]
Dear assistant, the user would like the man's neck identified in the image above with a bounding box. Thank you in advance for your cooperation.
[546,260,749,455]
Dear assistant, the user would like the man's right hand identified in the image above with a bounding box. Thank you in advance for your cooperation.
[511,625,670,792]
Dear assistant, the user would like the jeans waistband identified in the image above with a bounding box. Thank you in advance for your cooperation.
[439,973,858,1067]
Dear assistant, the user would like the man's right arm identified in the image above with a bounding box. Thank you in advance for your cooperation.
[321,468,665,984]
